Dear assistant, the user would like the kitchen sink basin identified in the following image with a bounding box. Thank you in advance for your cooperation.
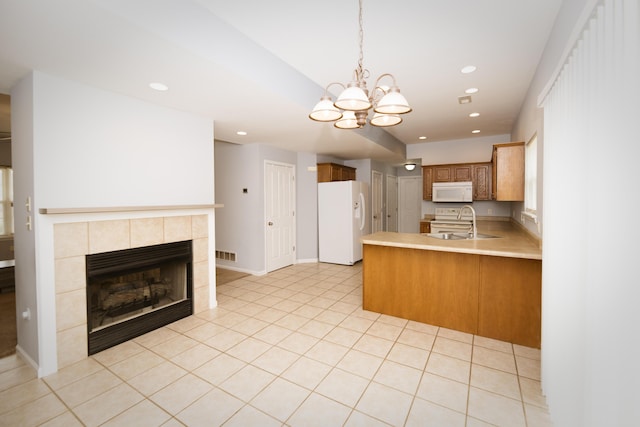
[424,232,500,240]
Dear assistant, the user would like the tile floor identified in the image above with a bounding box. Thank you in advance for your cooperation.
[0,262,552,426]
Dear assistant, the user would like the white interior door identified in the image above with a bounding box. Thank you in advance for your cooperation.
[398,176,422,233]
[371,170,383,233]
[265,161,295,272]
[386,175,398,232]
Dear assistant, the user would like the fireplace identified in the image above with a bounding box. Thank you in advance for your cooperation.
[86,240,193,354]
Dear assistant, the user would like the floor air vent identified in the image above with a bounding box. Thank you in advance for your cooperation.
[215,250,237,262]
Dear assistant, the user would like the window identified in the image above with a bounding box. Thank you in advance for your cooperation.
[0,167,13,236]
[524,135,537,214]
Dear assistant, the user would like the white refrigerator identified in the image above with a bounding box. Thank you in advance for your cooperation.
[318,181,371,265]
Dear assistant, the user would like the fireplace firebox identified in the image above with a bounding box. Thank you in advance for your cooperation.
[86,240,193,355]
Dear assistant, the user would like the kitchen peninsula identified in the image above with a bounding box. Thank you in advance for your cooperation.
[361,220,542,348]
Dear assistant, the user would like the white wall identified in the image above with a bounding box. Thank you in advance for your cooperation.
[296,152,319,262]
[12,71,215,375]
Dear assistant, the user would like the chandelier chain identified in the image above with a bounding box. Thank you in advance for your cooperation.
[358,0,364,79]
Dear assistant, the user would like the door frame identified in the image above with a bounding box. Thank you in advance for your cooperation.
[386,174,398,232]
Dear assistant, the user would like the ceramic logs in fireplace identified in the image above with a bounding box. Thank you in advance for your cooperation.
[86,240,193,355]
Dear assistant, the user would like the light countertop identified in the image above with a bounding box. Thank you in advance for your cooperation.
[361,220,541,260]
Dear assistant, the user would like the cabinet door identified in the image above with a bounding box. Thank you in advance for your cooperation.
[433,166,453,182]
[422,166,433,200]
[343,166,356,181]
[317,163,332,182]
[472,163,491,201]
[492,143,524,201]
[419,222,431,233]
[453,165,473,182]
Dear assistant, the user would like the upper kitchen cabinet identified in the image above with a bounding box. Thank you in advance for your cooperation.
[472,163,492,201]
[317,163,356,182]
[491,142,525,201]
[432,164,473,182]
[422,166,433,200]
[422,163,490,200]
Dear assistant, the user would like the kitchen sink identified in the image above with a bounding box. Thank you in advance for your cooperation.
[424,232,500,240]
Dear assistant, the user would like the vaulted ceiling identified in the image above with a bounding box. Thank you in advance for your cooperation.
[0,0,562,161]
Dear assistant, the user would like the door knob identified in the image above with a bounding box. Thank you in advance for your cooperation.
[268,221,273,226]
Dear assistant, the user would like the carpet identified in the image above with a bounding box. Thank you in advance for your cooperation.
[0,291,16,358]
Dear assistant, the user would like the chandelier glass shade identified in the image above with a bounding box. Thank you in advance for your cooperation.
[308,0,411,129]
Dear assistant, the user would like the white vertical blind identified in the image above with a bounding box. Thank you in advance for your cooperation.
[540,0,639,426]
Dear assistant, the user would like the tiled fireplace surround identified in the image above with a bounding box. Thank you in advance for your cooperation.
[52,214,212,371]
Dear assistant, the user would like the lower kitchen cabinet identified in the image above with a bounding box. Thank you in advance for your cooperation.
[363,244,541,348]
[419,221,430,233]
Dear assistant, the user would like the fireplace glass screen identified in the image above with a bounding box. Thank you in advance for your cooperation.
[86,240,193,354]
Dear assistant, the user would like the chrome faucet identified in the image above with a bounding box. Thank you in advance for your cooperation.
[458,205,477,239]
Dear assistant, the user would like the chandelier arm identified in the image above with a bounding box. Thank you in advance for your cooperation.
[323,82,346,97]
[373,73,399,90]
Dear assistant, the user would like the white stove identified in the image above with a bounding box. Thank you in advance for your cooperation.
[429,207,473,234]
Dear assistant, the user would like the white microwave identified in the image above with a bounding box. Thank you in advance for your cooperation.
[432,181,473,202]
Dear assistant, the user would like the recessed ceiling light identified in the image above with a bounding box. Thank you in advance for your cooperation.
[465,87,479,94]
[149,82,168,91]
[418,136,427,140]
[236,131,247,136]
[461,65,477,74]
[472,129,481,134]
[469,112,480,118]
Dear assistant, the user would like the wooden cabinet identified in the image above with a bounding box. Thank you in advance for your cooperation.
[491,142,524,201]
[419,221,431,233]
[472,163,492,201]
[317,163,356,182]
[422,166,433,200]
[422,163,489,200]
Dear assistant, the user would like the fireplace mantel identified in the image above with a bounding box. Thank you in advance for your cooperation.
[39,204,223,215]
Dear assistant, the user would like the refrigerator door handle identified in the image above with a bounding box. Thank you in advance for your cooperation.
[359,192,366,231]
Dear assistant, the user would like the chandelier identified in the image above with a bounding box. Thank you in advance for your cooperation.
[309,0,411,129]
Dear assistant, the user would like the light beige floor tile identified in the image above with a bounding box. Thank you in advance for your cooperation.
[315,368,369,407]
[252,324,293,345]
[438,327,474,344]
[250,377,310,422]
[296,319,335,338]
[91,340,145,367]
[170,343,220,371]
[288,392,352,427]
[470,364,521,400]
[134,327,181,348]
[234,302,268,317]
[323,326,363,347]
[277,332,320,354]
[516,355,541,380]
[203,328,248,352]
[39,410,84,427]
[44,357,104,390]
[0,378,52,414]
[251,346,299,375]
[520,377,549,408]
[281,356,332,390]
[525,402,554,427]
[292,304,325,319]
[416,372,469,414]
[374,360,422,395]
[315,309,349,325]
[56,368,122,407]
[101,399,172,427]
[274,313,310,330]
[339,315,375,333]
[252,307,288,323]
[127,361,187,396]
[514,344,541,360]
[367,321,403,341]
[344,410,391,427]
[272,299,303,313]
[353,334,394,358]
[108,349,165,380]
[473,335,514,354]
[226,337,271,363]
[433,336,473,362]
[0,354,26,374]
[425,352,471,384]
[150,373,213,415]
[192,353,246,386]
[1,393,67,426]
[466,416,495,427]
[183,321,228,341]
[73,383,144,427]
[209,311,251,329]
[166,314,207,333]
[337,349,384,380]
[328,301,359,315]
[149,334,199,359]
[387,342,429,370]
[219,365,275,401]
[377,314,408,328]
[222,404,281,427]
[306,296,335,308]
[0,364,37,393]
[176,387,244,426]
[406,397,466,427]
[356,382,413,426]
[467,387,526,427]
[472,345,517,374]
[230,317,270,336]
[305,340,349,366]
[397,328,436,351]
